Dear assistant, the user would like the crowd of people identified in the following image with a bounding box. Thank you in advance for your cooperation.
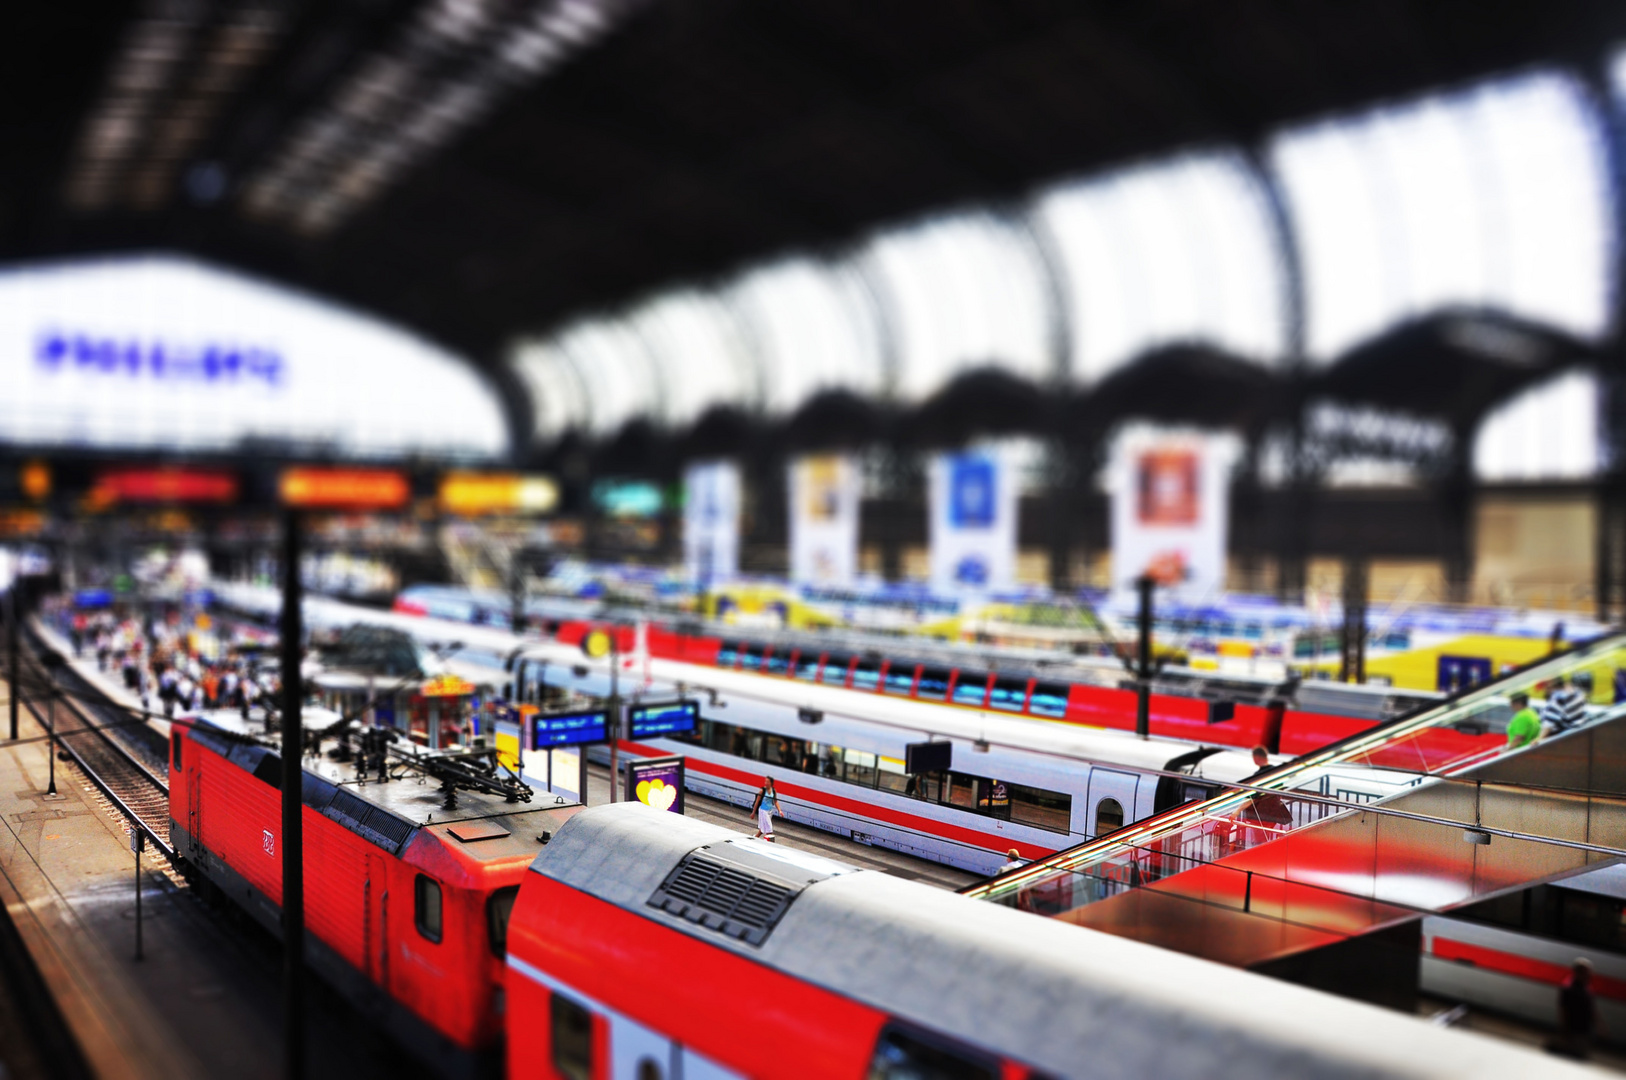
[55,604,277,720]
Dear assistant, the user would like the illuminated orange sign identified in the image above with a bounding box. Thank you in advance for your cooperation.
[19,461,50,502]
[93,468,238,505]
[421,674,477,698]
[279,468,410,510]
[438,472,559,516]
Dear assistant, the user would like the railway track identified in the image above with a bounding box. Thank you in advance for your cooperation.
[14,637,173,860]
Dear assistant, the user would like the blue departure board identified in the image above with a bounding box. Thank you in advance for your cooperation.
[628,700,699,740]
[532,709,609,747]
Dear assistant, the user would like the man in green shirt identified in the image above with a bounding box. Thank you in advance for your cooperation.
[1506,692,1541,749]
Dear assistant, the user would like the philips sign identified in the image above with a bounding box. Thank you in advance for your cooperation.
[36,331,284,387]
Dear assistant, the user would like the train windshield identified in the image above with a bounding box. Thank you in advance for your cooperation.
[794,651,823,680]
[915,666,951,701]
[821,655,854,687]
[883,663,917,695]
[1028,681,1069,719]
[851,657,882,691]
[987,675,1028,712]
[952,673,989,707]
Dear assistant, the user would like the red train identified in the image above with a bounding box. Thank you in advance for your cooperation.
[169,709,582,1076]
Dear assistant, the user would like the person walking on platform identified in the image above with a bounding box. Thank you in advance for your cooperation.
[1553,959,1596,1059]
[1506,692,1541,750]
[749,778,781,842]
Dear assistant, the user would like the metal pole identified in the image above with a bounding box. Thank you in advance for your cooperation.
[133,829,144,961]
[7,587,17,741]
[1135,575,1153,739]
[47,690,56,797]
[608,633,619,803]
[280,508,304,1080]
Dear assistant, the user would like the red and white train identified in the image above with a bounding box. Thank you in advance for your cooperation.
[505,802,1581,1080]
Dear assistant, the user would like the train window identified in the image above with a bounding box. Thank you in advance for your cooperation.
[761,735,806,769]
[1557,890,1625,952]
[976,778,1011,820]
[866,1023,999,1080]
[1027,681,1069,719]
[876,756,912,795]
[943,773,978,809]
[1094,799,1124,837]
[1454,889,1529,932]
[739,645,763,672]
[914,667,951,701]
[171,730,183,769]
[851,657,882,692]
[844,748,879,788]
[821,654,854,687]
[987,675,1029,713]
[486,885,519,958]
[1006,782,1072,834]
[952,673,990,708]
[763,649,790,676]
[796,644,826,679]
[883,663,918,696]
[414,875,443,944]
[817,744,846,782]
[550,993,594,1080]
[716,642,740,668]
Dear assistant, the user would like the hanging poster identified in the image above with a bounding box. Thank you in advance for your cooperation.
[788,454,860,586]
[929,449,1016,592]
[1111,427,1232,604]
[684,460,740,587]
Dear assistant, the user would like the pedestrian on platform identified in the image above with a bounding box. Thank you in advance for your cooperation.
[1542,675,1588,735]
[998,848,1027,874]
[749,778,780,843]
[1553,958,1596,1060]
[1506,692,1541,750]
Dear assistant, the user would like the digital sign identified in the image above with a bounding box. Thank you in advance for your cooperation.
[279,467,410,510]
[439,472,559,516]
[625,756,685,814]
[628,700,698,740]
[531,709,608,748]
[92,468,239,505]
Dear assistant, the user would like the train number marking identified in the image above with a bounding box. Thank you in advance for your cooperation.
[263,829,275,856]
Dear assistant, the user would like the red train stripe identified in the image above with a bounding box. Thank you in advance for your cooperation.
[1431,936,1626,1001]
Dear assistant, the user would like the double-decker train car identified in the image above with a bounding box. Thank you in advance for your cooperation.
[169,707,583,1076]
[505,803,1587,1080]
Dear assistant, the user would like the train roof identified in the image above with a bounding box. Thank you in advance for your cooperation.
[527,804,1589,1080]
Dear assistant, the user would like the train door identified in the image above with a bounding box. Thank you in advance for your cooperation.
[1085,769,1140,838]
[184,753,202,858]
[364,853,390,992]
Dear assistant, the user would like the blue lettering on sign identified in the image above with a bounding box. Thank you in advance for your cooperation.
[36,331,284,387]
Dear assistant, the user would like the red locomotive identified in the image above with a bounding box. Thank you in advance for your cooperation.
[169,707,581,1076]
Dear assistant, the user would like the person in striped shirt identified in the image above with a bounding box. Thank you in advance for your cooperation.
[1541,672,1590,734]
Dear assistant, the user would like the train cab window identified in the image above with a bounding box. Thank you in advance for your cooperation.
[883,663,918,696]
[1027,681,1069,719]
[821,654,854,687]
[716,642,740,668]
[550,993,594,1080]
[952,673,990,708]
[914,667,951,701]
[1094,798,1125,837]
[486,885,519,958]
[763,649,790,676]
[866,1023,999,1080]
[738,644,763,672]
[987,675,1029,713]
[414,875,443,944]
[794,651,824,681]
[851,657,882,692]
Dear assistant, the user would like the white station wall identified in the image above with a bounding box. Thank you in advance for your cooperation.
[0,255,506,458]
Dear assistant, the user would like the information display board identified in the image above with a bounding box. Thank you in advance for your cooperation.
[628,700,699,740]
[531,709,609,747]
[625,755,685,814]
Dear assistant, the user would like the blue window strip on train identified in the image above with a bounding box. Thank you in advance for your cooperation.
[952,676,989,707]
[883,665,917,695]
[1027,683,1069,719]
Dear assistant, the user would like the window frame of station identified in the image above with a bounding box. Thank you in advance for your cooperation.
[713,640,1072,723]
[674,717,1072,834]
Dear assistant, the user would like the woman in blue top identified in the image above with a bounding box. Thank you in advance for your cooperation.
[750,778,780,842]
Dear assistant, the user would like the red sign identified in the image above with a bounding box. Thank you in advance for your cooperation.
[1136,449,1199,526]
[93,468,238,504]
[279,468,409,510]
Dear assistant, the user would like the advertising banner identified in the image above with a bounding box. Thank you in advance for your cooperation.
[788,454,860,586]
[625,755,686,814]
[928,449,1017,592]
[1110,427,1232,604]
[684,460,740,587]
